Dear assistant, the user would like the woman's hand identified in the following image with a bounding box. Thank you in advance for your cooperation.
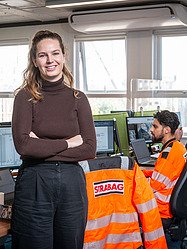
[29,131,39,139]
[66,135,83,148]
[29,132,83,148]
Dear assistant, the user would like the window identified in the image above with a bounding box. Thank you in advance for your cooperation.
[155,32,187,133]
[160,36,187,89]
[0,43,29,122]
[131,31,187,134]
[75,31,187,136]
[75,35,127,114]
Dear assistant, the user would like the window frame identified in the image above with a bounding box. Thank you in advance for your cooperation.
[0,39,29,122]
[154,27,187,92]
[130,28,187,107]
[140,28,187,136]
[0,39,29,98]
[74,33,127,99]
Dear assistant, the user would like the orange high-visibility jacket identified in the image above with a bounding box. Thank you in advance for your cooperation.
[143,138,187,219]
[79,156,167,249]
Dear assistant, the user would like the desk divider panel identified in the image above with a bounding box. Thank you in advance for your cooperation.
[134,110,157,117]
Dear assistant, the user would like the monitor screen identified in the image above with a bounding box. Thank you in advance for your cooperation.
[0,122,21,168]
[94,120,115,155]
[126,116,154,144]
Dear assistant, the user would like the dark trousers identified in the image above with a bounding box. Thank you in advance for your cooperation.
[11,161,88,249]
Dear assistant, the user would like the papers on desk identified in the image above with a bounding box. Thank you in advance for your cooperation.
[0,205,12,220]
[150,153,160,159]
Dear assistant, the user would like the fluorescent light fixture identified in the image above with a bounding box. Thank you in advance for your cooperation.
[46,0,126,8]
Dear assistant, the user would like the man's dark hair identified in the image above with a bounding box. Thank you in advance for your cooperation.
[154,110,180,135]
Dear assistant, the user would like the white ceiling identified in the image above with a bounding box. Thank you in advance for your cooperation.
[0,0,187,27]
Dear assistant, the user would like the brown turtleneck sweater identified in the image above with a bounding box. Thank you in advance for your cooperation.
[12,78,96,162]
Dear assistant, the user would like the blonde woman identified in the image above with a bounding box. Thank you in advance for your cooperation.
[11,30,96,249]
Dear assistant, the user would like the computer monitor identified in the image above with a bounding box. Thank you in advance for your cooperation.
[0,122,21,169]
[94,119,116,155]
[126,116,154,145]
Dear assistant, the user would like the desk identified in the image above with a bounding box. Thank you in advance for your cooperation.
[0,220,10,248]
[0,220,10,237]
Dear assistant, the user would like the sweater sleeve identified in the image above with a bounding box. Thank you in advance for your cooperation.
[12,89,68,159]
[52,92,97,161]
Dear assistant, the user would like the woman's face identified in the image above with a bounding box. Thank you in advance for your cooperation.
[34,38,65,82]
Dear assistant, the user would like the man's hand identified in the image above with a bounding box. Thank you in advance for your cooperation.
[175,127,183,141]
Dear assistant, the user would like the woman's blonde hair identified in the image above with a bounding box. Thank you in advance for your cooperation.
[16,30,74,101]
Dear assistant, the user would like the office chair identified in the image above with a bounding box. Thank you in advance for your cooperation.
[169,161,187,247]
[79,156,167,248]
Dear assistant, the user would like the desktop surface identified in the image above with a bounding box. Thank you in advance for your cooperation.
[0,220,10,238]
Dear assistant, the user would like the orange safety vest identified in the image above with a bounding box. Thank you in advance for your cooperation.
[143,139,187,219]
[79,156,167,249]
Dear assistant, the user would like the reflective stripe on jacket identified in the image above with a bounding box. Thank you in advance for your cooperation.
[144,139,187,219]
[79,156,167,249]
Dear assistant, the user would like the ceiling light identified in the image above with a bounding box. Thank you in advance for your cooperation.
[46,0,126,8]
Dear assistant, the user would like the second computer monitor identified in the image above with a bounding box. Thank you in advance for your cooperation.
[126,116,154,145]
[94,119,115,155]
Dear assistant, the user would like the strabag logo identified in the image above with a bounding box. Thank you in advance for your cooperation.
[94,179,124,197]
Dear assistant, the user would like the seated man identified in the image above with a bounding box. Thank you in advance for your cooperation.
[142,110,187,249]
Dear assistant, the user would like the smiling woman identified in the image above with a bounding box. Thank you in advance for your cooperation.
[11,30,96,249]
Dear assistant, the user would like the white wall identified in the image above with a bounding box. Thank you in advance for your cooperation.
[127,30,153,83]
[0,23,75,72]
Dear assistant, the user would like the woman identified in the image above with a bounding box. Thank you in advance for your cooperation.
[11,30,96,249]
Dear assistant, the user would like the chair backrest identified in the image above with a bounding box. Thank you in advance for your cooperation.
[170,161,187,219]
[79,155,134,173]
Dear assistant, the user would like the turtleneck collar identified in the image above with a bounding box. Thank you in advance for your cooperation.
[41,76,65,92]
